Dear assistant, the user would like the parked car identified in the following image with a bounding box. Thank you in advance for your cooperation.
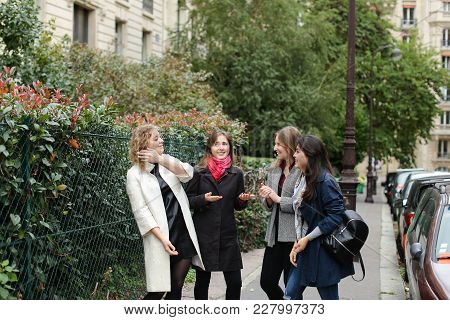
[396,174,450,260]
[405,183,450,299]
[390,169,425,219]
[382,172,396,204]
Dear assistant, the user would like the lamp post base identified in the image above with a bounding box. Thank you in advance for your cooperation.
[365,171,374,203]
[339,175,359,211]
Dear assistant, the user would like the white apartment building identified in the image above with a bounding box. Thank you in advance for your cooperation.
[36,0,189,61]
[389,0,450,171]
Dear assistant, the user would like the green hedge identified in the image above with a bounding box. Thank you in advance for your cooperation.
[0,72,261,299]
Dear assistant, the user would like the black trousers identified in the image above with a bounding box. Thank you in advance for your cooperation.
[260,241,294,300]
[194,269,242,300]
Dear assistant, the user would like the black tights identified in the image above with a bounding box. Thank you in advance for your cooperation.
[260,241,294,300]
[143,258,192,300]
[194,269,242,300]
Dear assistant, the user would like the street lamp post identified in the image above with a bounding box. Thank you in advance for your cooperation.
[365,46,402,203]
[339,0,359,211]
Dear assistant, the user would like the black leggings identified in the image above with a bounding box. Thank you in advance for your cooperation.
[143,258,192,300]
[260,241,294,300]
[194,269,242,300]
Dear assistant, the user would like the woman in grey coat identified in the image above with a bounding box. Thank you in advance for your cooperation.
[258,126,301,299]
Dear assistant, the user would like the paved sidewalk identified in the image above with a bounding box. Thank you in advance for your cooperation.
[183,187,406,300]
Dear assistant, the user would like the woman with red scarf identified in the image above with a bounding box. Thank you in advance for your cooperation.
[186,131,253,300]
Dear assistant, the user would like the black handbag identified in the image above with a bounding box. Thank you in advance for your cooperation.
[321,209,369,281]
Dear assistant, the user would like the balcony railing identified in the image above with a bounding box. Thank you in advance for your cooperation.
[438,152,450,159]
[143,0,153,14]
[401,19,417,28]
[443,40,450,48]
[438,124,450,130]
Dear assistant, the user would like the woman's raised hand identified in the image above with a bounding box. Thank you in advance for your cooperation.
[137,149,161,164]
[162,239,179,256]
[205,192,223,202]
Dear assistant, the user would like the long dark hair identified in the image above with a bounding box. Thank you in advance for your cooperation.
[297,135,333,202]
[198,131,234,168]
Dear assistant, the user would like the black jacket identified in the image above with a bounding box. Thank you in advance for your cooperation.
[185,166,247,271]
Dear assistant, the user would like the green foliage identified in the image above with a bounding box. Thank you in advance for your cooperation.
[0,259,19,300]
[0,0,42,69]
[1,0,225,118]
[0,71,250,299]
[64,44,222,115]
[235,203,267,252]
[357,38,447,166]
[118,108,247,147]
[236,158,271,252]
[90,264,146,300]
[178,0,336,157]
[178,0,448,168]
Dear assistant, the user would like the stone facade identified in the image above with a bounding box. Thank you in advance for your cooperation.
[36,0,189,61]
[389,0,450,171]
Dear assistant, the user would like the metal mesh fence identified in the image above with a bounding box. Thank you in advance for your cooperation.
[0,123,205,300]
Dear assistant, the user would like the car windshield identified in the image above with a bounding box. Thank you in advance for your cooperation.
[403,181,414,199]
[435,206,450,261]
[397,172,411,185]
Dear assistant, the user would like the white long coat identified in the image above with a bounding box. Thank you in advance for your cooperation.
[126,156,204,292]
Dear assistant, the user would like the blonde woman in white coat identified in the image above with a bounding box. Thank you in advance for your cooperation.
[126,124,204,300]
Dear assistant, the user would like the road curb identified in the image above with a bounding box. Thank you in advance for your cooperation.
[379,202,406,300]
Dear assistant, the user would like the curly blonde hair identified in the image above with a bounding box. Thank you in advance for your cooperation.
[129,124,159,171]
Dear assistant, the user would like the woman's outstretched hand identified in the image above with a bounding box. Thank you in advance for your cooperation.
[137,149,161,164]
[238,193,256,201]
[205,192,223,202]
[162,239,179,256]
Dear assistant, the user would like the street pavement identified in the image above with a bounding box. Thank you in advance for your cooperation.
[182,186,406,300]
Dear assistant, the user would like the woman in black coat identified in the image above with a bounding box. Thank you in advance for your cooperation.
[186,131,253,300]
[284,135,354,300]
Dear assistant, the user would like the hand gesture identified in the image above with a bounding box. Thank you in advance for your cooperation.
[259,185,280,203]
[162,239,179,256]
[238,193,256,201]
[258,184,273,198]
[138,149,161,164]
[205,192,223,202]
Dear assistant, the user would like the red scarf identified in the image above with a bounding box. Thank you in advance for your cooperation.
[208,155,232,181]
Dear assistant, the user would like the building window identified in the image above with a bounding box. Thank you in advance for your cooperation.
[115,20,126,55]
[444,2,450,13]
[443,56,450,70]
[436,167,450,172]
[73,4,90,44]
[142,30,152,61]
[402,7,416,27]
[143,0,153,14]
[442,87,449,102]
[444,29,450,47]
[441,111,450,125]
[439,140,449,158]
